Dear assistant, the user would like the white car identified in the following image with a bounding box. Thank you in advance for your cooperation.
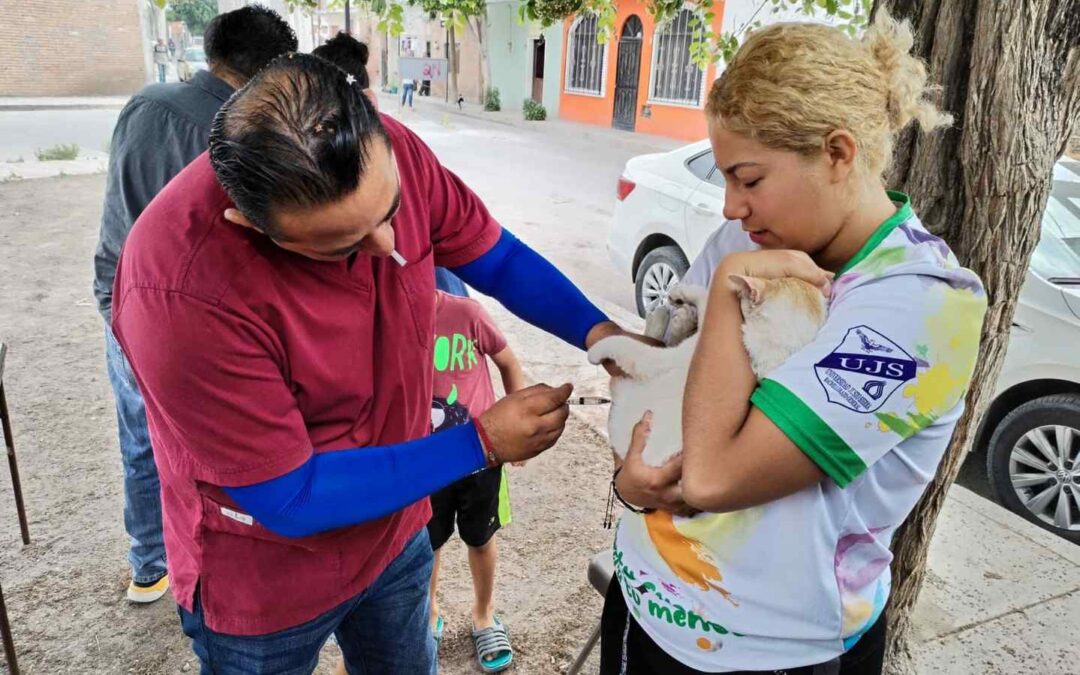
[609,141,1080,541]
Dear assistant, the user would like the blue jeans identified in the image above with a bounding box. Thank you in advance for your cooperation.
[179,530,437,675]
[401,83,414,108]
[435,267,468,297]
[157,63,167,83]
[105,326,167,584]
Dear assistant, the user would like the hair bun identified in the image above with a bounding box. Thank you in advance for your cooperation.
[864,10,952,133]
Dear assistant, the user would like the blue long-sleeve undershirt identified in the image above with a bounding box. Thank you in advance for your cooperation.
[226,421,485,538]
[452,229,608,350]
[224,228,609,538]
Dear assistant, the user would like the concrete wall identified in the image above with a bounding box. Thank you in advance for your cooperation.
[485,0,530,110]
[541,24,562,116]
[558,0,727,140]
[0,0,148,96]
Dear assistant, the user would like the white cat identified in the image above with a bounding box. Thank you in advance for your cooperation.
[587,276,827,467]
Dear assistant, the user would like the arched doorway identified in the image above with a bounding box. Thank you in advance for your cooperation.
[612,16,643,131]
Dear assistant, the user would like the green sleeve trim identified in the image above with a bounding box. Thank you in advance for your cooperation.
[751,379,867,487]
[836,191,913,276]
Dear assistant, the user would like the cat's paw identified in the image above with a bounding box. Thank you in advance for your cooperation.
[644,304,672,342]
[586,336,642,378]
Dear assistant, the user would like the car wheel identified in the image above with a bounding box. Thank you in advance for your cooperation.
[634,245,688,317]
[987,393,1080,542]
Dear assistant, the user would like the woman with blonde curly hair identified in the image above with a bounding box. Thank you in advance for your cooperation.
[602,11,987,675]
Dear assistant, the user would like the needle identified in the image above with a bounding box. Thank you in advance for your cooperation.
[568,396,611,406]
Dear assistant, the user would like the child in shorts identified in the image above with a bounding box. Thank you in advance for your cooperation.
[428,289,526,673]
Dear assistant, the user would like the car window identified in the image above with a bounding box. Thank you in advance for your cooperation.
[705,166,725,188]
[685,151,716,182]
[1032,190,1080,281]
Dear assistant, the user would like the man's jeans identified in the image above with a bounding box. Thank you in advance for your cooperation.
[157,63,167,83]
[105,326,167,584]
[179,530,437,675]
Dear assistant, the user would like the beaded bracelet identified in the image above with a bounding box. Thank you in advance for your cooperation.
[474,419,500,468]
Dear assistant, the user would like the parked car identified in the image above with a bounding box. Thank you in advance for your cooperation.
[177,46,208,82]
[608,141,1080,541]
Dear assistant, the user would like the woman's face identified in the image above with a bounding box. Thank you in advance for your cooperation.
[709,122,846,255]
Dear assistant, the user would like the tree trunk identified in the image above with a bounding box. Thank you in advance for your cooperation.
[448,23,460,102]
[468,15,492,105]
[871,1,1080,672]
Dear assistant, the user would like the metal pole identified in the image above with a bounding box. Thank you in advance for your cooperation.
[0,383,29,546]
[0,345,29,547]
[0,581,18,675]
[344,0,351,35]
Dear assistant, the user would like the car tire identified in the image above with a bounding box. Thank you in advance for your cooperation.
[634,245,689,318]
[986,393,1080,542]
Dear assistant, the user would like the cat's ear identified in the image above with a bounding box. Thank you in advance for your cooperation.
[728,274,765,305]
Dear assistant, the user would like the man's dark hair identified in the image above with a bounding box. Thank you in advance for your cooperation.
[312,33,371,89]
[209,53,388,235]
[204,5,298,81]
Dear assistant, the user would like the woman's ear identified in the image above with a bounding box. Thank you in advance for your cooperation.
[824,129,858,182]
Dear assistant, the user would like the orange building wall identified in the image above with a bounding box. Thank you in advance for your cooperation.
[558,1,725,141]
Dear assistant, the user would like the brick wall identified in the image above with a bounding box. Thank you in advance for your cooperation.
[0,0,147,96]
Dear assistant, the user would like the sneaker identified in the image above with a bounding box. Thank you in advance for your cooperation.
[127,574,169,604]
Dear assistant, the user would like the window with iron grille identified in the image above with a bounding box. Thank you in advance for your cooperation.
[566,14,605,95]
[650,9,705,105]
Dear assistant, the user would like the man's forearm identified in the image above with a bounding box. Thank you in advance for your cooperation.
[225,422,487,537]
[452,230,609,350]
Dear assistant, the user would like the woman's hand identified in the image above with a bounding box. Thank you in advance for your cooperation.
[614,411,696,516]
[718,250,832,295]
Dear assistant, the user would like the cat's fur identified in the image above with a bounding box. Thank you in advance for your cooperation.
[587,277,827,467]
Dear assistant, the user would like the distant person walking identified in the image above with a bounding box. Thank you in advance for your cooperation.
[401,77,415,108]
[153,39,170,83]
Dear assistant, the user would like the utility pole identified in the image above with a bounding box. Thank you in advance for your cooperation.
[344,0,351,34]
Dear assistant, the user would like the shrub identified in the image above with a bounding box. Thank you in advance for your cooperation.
[35,144,80,161]
[523,99,547,121]
[484,87,501,112]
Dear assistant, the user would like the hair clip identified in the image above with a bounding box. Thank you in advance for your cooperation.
[345,74,357,86]
[314,123,324,134]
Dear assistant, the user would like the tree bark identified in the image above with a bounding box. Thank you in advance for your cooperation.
[871,1,1080,672]
[468,15,492,104]
[448,22,460,102]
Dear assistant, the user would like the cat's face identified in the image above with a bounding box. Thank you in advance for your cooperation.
[729,275,828,326]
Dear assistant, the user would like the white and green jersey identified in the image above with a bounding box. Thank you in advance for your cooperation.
[613,193,986,671]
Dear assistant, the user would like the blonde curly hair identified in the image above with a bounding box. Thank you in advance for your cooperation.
[706,10,951,177]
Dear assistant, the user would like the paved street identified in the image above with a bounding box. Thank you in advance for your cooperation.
[0,108,121,162]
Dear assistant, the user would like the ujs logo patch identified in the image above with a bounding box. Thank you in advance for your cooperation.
[814,326,916,413]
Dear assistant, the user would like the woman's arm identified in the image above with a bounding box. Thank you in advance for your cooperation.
[679,267,824,512]
[613,250,831,513]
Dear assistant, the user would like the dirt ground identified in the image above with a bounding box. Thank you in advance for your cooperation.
[0,174,614,673]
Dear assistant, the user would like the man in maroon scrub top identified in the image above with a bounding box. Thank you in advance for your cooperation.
[112,54,631,673]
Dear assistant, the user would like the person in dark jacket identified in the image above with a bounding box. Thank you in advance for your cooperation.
[93,4,297,604]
